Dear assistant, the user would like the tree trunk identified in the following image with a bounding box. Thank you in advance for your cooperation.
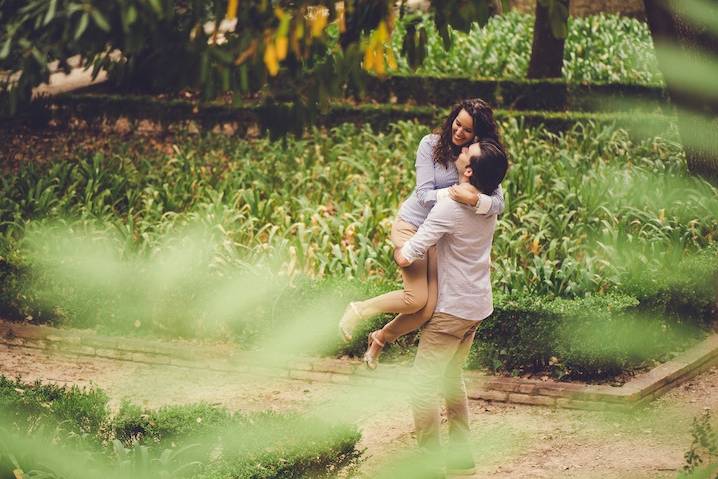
[527,0,569,78]
[643,0,718,180]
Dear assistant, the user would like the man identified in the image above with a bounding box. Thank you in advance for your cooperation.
[395,138,509,477]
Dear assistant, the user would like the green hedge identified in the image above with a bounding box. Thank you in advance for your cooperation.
[336,282,715,380]
[0,376,362,479]
[361,74,667,111]
[470,292,709,380]
[3,92,674,137]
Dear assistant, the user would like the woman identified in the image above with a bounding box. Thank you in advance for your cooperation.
[339,98,506,368]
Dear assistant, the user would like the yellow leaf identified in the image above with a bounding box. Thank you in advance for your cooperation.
[377,20,388,43]
[529,238,541,255]
[658,208,665,223]
[309,7,328,37]
[13,469,24,479]
[276,36,288,60]
[225,0,239,20]
[363,46,374,71]
[294,20,304,39]
[264,42,279,76]
[386,48,397,70]
[374,50,385,76]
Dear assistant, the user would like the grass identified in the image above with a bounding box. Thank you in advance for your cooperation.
[0,375,362,479]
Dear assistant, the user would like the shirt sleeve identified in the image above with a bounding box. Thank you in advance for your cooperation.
[435,187,450,203]
[476,185,505,215]
[413,136,438,208]
[400,201,456,263]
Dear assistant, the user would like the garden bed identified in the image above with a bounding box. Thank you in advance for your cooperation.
[1,120,716,382]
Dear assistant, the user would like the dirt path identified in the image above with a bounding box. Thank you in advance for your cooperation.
[2,342,715,478]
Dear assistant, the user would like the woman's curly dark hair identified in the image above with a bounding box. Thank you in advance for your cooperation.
[432,98,500,168]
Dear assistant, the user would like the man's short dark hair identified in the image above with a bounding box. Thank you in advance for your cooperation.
[468,138,509,194]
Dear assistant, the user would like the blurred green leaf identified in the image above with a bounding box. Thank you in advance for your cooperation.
[91,9,111,32]
[74,12,89,40]
[148,0,163,16]
[43,0,58,26]
[653,42,718,102]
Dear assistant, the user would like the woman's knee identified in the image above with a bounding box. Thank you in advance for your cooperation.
[401,288,428,313]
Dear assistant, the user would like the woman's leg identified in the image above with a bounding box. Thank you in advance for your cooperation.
[353,219,430,317]
[363,246,437,367]
[378,245,438,343]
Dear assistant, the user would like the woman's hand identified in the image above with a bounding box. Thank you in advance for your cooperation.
[449,183,479,206]
[394,248,411,268]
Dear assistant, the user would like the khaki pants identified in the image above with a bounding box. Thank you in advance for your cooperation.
[411,312,479,456]
[355,218,438,342]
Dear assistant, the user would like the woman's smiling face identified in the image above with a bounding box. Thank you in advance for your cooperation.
[451,109,475,146]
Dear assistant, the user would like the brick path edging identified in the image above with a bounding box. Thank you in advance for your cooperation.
[2,320,717,411]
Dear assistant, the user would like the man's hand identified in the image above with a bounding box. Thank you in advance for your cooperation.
[394,247,412,268]
[449,182,479,206]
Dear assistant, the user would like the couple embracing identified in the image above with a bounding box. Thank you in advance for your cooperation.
[339,98,509,476]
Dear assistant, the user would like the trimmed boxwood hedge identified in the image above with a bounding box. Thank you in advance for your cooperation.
[333,275,716,381]
[468,292,705,380]
[3,92,675,138]
[360,74,667,111]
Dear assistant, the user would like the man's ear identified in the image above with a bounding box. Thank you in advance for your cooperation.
[464,167,473,178]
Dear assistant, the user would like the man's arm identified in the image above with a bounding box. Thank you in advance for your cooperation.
[396,201,456,266]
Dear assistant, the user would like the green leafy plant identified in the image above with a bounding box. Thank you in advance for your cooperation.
[680,410,718,478]
[390,12,663,84]
[0,376,363,479]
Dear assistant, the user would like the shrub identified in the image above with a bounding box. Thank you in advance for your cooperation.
[680,410,718,478]
[112,401,231,446]
[390,12,662,85]
[470,291,707,380]
[204,412,362,479]
[0,375,109,438]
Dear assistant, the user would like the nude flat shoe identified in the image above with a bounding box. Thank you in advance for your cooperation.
[339,302,362,343]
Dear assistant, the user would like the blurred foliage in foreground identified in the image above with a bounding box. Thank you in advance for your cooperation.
[0,375,362,479]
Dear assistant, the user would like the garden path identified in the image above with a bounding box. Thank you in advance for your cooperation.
[2,341,715,478]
